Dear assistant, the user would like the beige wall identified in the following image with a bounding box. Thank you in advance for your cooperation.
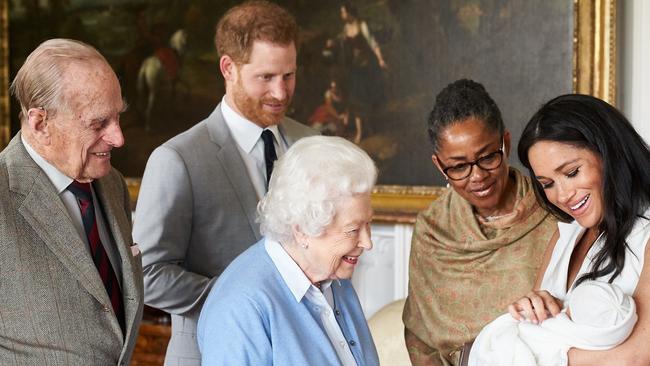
[619,0,650,144]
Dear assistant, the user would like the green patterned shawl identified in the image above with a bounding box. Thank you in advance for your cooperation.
[402,168,557,366]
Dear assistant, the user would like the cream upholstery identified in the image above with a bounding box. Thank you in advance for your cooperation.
[368,299,411,365]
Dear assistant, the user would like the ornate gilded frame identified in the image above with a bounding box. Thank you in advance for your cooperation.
[0,0,617,222]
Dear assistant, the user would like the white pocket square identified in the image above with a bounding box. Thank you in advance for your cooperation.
[131,244,141,257]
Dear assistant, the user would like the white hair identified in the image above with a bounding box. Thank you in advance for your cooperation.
[10,38,109,123]
[258,136,377,243]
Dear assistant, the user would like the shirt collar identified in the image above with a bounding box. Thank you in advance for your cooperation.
[265,238,332,302]
[21,135,73,194]
[221,97,281,154]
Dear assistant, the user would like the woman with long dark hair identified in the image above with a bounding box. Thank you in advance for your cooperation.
[510,94,650,364]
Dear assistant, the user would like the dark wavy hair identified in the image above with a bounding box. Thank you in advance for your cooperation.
[518,94,650,286]
[427,79,504,153]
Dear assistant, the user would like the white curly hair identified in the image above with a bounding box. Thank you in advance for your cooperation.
[257,136,377,244]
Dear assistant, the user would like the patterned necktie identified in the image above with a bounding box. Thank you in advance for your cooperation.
[67,181,125,333]
[261,129,278,185]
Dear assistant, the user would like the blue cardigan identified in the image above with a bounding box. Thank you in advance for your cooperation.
[197,239,379,365]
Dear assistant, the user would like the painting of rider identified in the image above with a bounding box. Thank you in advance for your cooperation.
[4,0,574,187]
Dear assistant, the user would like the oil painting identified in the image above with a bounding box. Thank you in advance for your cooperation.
[1,0,615,217]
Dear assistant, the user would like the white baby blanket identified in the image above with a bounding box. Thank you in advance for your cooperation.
[468,281,637,366]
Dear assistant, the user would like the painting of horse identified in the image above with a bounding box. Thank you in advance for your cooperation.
[137,29,187,130]
[5,0,583,187]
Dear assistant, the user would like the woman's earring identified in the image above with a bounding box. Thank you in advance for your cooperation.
[300,242,309,249]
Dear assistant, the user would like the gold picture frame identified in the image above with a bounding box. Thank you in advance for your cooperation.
[0,0,616,223]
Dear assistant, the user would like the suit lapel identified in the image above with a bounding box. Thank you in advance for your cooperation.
[206,105,262,240]
[8,143,109,308]
[94,176,143,342]
[277,117,301,146]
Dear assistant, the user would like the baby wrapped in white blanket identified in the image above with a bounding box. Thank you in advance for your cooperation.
[468,281,637,366]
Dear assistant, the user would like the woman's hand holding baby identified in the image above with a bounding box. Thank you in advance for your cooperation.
[508,290,563,324]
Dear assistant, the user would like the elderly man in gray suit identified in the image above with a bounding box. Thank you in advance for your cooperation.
[0,39,144,365]
[132,1,317,364]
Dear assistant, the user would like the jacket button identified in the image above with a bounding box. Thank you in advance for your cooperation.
[349,340,356,346]
[335,310,341,316]
[102,305,111,313]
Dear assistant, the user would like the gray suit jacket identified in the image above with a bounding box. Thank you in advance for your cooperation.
[133,105,317,365]
[0,134,144,366]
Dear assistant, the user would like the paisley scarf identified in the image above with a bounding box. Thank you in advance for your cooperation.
[403,168,557,365]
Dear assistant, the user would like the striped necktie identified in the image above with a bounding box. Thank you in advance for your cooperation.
[67,181,125,333]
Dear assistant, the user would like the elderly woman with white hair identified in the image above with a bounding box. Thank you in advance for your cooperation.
[197,136,380,365]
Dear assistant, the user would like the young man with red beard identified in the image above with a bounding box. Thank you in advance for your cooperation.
[132,1,317,364]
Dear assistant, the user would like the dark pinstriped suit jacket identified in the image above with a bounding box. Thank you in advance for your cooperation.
[0,134,144,365]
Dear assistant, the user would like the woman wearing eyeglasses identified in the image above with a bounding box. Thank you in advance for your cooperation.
[402,79,557,366]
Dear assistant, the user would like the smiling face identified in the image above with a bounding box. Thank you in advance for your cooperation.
[295,193,373,283]
[433,117,513,217]
[528,141,605,229]
[45,61,125,182]
[226,41,296,127]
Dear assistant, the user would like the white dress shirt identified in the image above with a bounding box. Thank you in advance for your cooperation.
[265,239,358,366]
[221,98,288,199]
[21,136,122,286]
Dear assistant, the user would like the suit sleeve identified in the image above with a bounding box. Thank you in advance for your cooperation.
[133,145,215,315]
[198,293,272,366]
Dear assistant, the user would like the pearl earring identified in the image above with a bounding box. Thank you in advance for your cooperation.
[300,242,309,249]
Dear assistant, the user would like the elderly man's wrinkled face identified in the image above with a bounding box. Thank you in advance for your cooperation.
[300,193,373,283]
[46,61,125,182]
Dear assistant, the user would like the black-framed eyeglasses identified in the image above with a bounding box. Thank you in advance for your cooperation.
[436,139,505,181]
